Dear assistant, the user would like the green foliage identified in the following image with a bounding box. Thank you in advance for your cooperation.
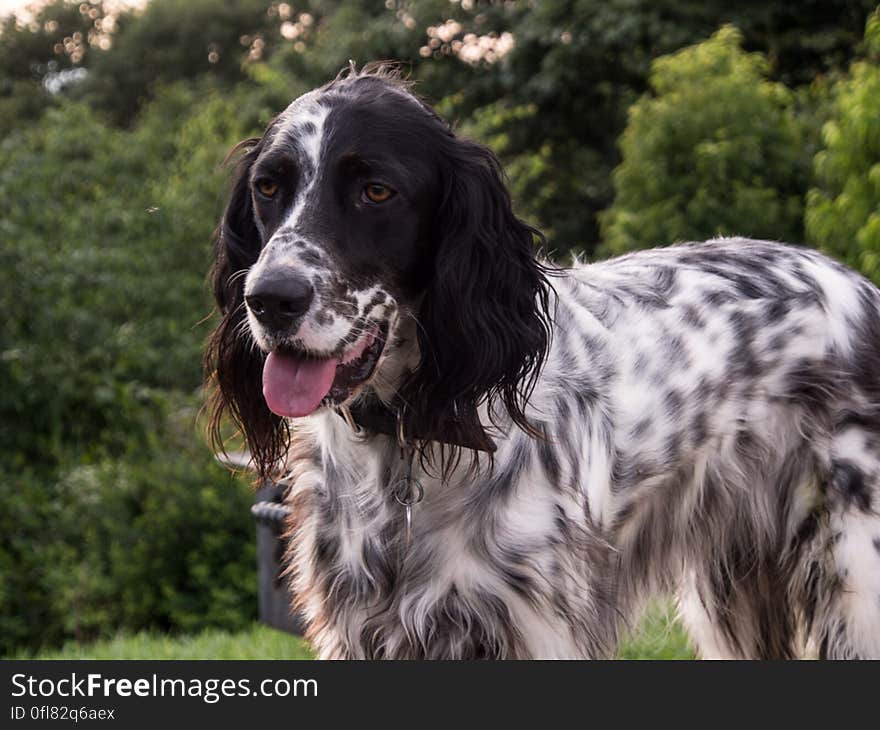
[0,83,259,466]
[0,405,257,656]
[3,1,876,254]
[1,102,157,465]
[806,8,880,285]
[617,601,695,660]
[412,0,876,256]
[2,0,880,658]
[0,80,262,654]
[720,0,879,87]
[0,1,108,81]
[446,0,720,255]
[0,1,110,135]
[16,623,312,660]
[50,409,257,642]
[78,0,284,124]
[0,465,69,652]
[19,602,692,660]
[600,26,811,256]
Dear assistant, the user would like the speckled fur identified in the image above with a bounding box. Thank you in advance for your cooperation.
[210,69,880,659]
[273,239,880,659]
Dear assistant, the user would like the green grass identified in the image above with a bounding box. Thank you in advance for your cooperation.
[15,603,694,660]
[618,601,695,660]
[14,624,312,660]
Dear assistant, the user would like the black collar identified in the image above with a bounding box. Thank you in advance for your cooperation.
[340,399,496,452]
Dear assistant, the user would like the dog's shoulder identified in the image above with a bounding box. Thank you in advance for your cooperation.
[561,237,874,324]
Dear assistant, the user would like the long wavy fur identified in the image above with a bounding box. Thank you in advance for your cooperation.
[205,66,551,477]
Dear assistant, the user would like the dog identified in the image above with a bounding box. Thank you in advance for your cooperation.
[206,64,880,659]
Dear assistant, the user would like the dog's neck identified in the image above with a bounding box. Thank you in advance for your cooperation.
[338,398,495,452]
[339,313,496,452]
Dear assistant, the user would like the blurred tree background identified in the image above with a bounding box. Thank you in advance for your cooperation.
[1,0,879,656]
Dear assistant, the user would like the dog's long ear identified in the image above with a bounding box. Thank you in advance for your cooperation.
[401,137,552,456]
[205,138,288,478]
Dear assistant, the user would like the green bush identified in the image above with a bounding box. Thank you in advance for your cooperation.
[0,400,257,656]
[1,102,165,466]
[806,9,880,285]
[0,83,258,467]
[0,465,69,652]
[599,26,811,256]
[3,0,880,658]
[0,82,264,655]
[78,0,284,124]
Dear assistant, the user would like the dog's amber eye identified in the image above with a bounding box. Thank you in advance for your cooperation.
[363,183,394,203]
[256,179,278,198]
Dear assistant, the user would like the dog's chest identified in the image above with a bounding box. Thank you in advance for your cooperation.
[290,419,612,658]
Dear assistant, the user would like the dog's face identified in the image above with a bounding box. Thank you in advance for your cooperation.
[207,66,550,475]
[242,80,444,418]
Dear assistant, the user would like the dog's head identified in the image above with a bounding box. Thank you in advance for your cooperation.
[207,64,551,477]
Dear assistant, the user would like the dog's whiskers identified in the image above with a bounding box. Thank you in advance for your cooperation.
[226,268,250,288]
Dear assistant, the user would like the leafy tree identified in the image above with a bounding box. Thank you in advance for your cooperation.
[721,0,878,86]
[405,0,875,257]
[599,26,810,256]
[0,0,110,81]
[6,1,875,253]
[0,403,258,655]
[3,0,879,656]
[0,77,267,466]
[0,0,112,135]
[0,81,263,654]
[806,8,880,285]
[78,0,284,124]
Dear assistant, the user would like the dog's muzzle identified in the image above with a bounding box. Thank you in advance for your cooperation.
[245,271,314,333]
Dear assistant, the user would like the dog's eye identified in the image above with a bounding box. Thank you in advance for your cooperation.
[363,183,395,204]
[256,179,278,198]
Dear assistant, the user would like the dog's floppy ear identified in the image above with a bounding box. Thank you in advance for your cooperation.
[206,138,289,478]
[401,137,551,455]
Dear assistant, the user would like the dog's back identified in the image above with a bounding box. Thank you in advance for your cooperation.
[206,68,880,658]
[279,239,880,658]
[552,238,880,658]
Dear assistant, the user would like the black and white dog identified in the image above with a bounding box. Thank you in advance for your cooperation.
[207,65,880,659]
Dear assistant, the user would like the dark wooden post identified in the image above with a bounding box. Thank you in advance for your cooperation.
[218,451,303,635]
[252,480,304,635]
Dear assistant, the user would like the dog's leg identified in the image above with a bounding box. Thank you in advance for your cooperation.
[676,572,741,659]
[677,555,801,659]
[813,423,880,659]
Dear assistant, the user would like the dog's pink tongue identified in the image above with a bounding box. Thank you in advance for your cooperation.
[262,351,338,418]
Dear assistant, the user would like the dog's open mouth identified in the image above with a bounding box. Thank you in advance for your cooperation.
[262,324,387,418]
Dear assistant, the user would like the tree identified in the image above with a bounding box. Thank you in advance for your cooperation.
[0,83,260,653]
[0,0,113,135]
[77,0,284,124]
[806,8,880,285]
[599,26,810,257]
[406,0,875,257]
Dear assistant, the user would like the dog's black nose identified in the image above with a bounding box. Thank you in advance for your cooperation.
[246,274,313,331]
